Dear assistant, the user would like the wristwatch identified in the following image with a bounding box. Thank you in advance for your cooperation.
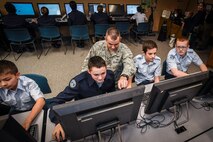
[120,74,129,80]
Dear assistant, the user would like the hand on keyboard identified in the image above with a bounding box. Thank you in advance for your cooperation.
[28,124,38,141]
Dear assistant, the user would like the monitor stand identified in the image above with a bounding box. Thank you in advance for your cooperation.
[96,120,122,142]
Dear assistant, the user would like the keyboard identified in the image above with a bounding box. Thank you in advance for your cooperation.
[28,124,38,141]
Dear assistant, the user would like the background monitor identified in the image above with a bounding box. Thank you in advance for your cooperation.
[144,71,209,114]
[88,3,106,13]
[108,4,125,16]
[12,3,35,17]
[126,4,140,15]
[53,85,145,141]
[64,3,85,15]
[37,3,61,16]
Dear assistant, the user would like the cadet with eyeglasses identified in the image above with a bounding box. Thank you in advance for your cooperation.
[165,36,208,79]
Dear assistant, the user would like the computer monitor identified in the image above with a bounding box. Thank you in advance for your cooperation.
[64,3,85,15]
[126,4,140,15]
[108,4,125,16]
[0,115,36,142]
[37,3,61,16]
[88,3,106,13]
[144,71,209,114]
[12,3,35,17]
[53,85,145,141]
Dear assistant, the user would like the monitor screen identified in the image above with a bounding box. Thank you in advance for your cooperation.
[126,4,140,15]
[144,71,209,114]
[53,85,145,141]
[12,3,35,17]
[38,3,61,16]
[0,115,36,142]
[108,4,125,16]
[64,3,85,15]
[88,3,106,13]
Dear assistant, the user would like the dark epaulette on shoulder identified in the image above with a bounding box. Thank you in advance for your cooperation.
[73,71,87,83]
[187,48,194,53]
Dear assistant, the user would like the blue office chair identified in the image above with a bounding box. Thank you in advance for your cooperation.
[38,26,64,56]
[23,74,51,94]
[68,25,90,54]
[131,22,149,41]
[4,28,40,61]
[94,24,110,40]
[115,22,130,39]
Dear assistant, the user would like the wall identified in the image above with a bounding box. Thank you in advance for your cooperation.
[1,0,213,31]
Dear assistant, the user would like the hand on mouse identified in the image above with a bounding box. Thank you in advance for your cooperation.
[52,123,65,142]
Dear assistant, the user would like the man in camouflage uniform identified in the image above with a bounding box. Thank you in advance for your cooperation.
[82,27,136,89]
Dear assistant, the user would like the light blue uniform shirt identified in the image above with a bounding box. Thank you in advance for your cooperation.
[166,48,203,74]
[134,54,161,85]
[0,76,44,111]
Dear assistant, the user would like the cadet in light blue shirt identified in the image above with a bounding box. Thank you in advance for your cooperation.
[134,40,161,85]
[0,60,45,131]
[166,37,208,79]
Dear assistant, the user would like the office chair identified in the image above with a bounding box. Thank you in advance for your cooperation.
[23,74,51,94]
[68,25,90,54]
[94,24,110,40]
[4,28,40,61]
[38,26,64,56]
[115,22,130,40]
[131,22,149,41]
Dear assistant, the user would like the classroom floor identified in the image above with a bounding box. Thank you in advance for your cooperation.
[1,34,211,98]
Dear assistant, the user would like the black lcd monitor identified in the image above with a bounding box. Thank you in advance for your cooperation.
[37,3,61,16]
[145,71,209,114]
[0,115,36,142]
[88,3,106,14]
[108,4,125,16]
[126,4,140,15]
[12,3,35,17]
[64,3,85,15]
[53,85,145,141]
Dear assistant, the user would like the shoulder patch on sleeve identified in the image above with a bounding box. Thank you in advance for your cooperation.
[70,79,77,88]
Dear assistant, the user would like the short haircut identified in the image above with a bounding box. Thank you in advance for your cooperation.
[137,6,142,13]
[88,56,106,70]
[4,2,16,14]
[0,60,18,75]
[142,40,158,53]
[105,27,120,41]
[69,1,77,10]
[176,36,189,45]
[97,5,103,13]
[41,6,49,16]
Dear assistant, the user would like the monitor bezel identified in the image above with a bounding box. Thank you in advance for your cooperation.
[144,71,209,114]
[88,3,107,14]
[126,4,140,15]
[37,3,62,17]
[108,4,125,16]
[53,85,145,141]
[12,2,36,17]
[64,3,85,15]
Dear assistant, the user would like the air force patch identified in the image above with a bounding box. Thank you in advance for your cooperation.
[70,79,77,88]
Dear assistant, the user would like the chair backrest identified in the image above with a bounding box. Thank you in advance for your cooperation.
[4,28,32,42]
[137,22,149,33]
[23,74,51,94]
[69,25,89,40]
[94,24,109,38]
[115,22,130,34]
[38,26,61,39]
[161,60,167,76]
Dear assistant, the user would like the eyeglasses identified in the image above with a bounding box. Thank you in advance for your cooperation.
[176,46,187,49]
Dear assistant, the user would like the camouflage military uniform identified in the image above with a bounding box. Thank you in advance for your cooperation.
[82,40,136,81]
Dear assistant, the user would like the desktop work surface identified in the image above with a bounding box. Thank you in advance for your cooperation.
[44,101,213,142]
